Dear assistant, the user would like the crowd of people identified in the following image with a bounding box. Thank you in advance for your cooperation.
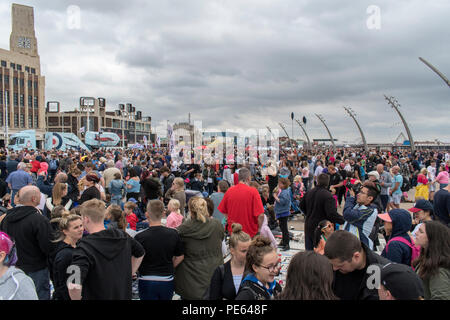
[0,145,449,300]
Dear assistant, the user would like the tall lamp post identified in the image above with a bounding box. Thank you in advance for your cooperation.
[343,106,368,151]
[384,95,415,152]
[295,119,311,150]
[80,97,95,133]
[315,113,336,150]
[419,57,450,88]
[4,90,8,149]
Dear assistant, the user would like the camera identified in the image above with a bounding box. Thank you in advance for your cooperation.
[346,181,362,194]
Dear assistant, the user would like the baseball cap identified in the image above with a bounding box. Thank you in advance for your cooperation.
[128,198,138,204]
[378,212,392,223]
[379,262,424,300]
[367,171,380,180]
[408,199,434,213]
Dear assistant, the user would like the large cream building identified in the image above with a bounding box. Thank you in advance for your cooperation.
[0,4,45,147]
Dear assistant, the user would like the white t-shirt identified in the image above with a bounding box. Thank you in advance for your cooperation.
[427,166,436,180]
[314,165,323,177]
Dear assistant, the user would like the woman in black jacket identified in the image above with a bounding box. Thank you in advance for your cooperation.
[78,174,101,205]
[207,223,251,300]
[66,166,82,204]
[49,214,84,300]
[235,236,282,300]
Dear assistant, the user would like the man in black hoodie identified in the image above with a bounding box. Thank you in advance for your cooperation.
[68,199,145,300]
[0,185,53,300]
[300,173,345,251]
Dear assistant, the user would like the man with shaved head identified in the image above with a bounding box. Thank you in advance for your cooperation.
[0,185,52,300]
[5,162,33,207]
[376,163,393,211]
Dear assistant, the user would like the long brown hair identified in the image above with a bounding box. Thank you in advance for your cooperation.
[412,221,450,280]
[52,183,67,206]
[277,251,338,300]
[244,236,275,275]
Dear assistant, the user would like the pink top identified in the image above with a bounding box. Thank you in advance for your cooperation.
[166,212,184,229]
[436,171,449,184]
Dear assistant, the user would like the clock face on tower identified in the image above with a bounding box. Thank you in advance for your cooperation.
[17,36,31,49]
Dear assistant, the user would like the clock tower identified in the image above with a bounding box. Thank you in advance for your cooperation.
[9,3,39,58]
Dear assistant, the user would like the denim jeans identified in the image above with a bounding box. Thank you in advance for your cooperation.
[138,279,174,300]
[111,194,122,205]
[27,268,50,300]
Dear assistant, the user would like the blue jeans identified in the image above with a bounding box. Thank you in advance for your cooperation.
[111,194,122,205]
[28,268,50,300]
[138,279,174,300]
[380,195,389,212]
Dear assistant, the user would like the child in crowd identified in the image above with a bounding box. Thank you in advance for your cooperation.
[105,205,127,230]
[273,178,292,251]
[124,201,138,231]
[313,220,335,255]
[166,199,184,229]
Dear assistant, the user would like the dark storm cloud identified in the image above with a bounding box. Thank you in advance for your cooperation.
[0,0,448,142]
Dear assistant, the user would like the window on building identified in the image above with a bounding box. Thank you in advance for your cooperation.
[4,75,9,83]
[20,114,25,127]
[28,80,32,88]
[17,64,22,71]
[13,77,18,86]
[5,91,9,106]
[1,60,6,67]
[28,95,32,107]
[34,115,38,127]
[0,91,2,105]
[0,112,3,126]
[14,114,18,127]
[28,115,33,128]
[20,94,24,106]
[31,68,36,74]
[34,96,38,108]
[10,63,15,70]
[13,93,18,106]
[34,81,37,89]
[25,66,30,72]
[20,79,24,87]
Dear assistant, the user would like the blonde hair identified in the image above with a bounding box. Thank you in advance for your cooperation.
[230,223,251,249]
[173,177,185,190]
[52,183,67,206]
[293,175,302,183]
[420,168,427,175]
[54,213,82,242]
[168,199,181,215]
[80,199,106,223]
[188,197,209,223]
[124,201,137,211]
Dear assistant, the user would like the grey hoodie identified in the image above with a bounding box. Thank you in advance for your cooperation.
[0,266,38,300]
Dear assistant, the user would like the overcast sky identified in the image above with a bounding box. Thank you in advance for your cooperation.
[1,0,449,143]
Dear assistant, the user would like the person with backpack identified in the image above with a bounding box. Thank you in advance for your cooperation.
[378,209,420,267]
[207,223,251,300]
